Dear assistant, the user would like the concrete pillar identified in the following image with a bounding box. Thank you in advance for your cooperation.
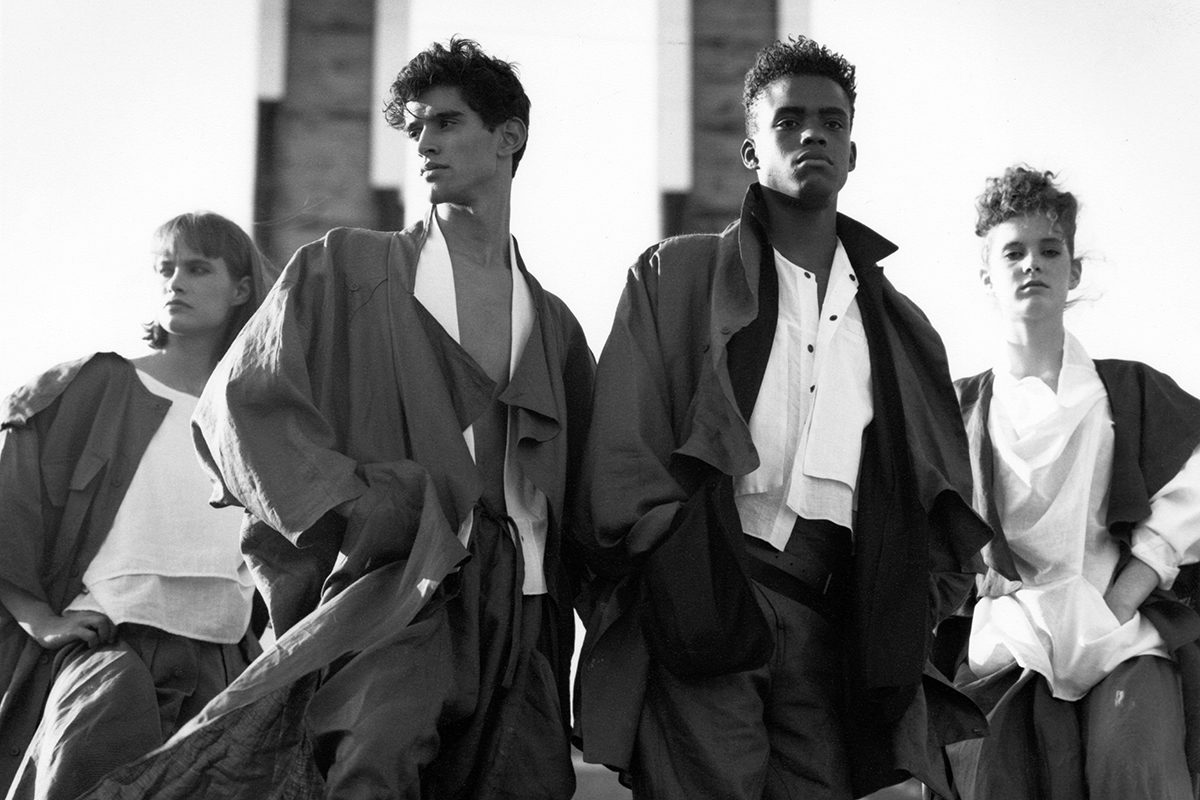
[257,0,376,267]
[679,0,776,234]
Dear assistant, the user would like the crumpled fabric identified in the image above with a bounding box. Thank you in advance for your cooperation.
[76,461,469,799]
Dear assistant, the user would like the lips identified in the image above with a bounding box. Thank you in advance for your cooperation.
[420,162,448,176]
[165,299,191,310]
[1020,280,1049,291]
[795,152,832,166]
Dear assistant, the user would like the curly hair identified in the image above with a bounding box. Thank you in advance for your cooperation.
[975,165,1079,253]
[383,37,531,176]
[743,36,857,136]
[143,212,271,359]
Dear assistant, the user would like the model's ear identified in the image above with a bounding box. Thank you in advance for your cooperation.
[741,138,758,170]
[498,117,527,159]
[848,141,857,173]
[979,266,993,290]
[231,275,252,307]
[1069,256,1083,290]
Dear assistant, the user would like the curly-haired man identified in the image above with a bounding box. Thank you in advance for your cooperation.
[193,37,594,799]
[573,36,991,799]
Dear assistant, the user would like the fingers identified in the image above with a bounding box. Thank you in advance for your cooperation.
[63,611,117,648]
[76,623,100,652]
[90,614,116,645]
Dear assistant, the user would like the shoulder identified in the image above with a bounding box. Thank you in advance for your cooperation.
[1094,358,1200,412]
[954,369,994,408]
[284,225,421,287]
[636,230,727,276]
[1095,358,1187,388]
[520,272,590,356]
[2,353,132,428]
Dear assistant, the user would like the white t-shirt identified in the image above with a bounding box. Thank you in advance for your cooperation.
[66,370,253,643]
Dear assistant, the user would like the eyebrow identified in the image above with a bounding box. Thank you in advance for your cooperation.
[1001,237,1066,249]
[405,108,465,127]
[159,256,214,266]
[773,105,850,119]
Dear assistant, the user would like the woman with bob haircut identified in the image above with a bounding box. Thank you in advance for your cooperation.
[0,212,277,800]
[939,166,1200,799]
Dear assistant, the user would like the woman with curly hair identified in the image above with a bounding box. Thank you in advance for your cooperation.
[942,166,1200,799]
[0,212,276,800]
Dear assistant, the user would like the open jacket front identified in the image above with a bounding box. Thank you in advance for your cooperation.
[574,185,991,797]
[956,359,1200,768]
[0,354,171,790]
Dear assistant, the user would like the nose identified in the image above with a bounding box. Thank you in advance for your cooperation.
[800,125,827,146]
[164,268,185,293]
[1022,255,1041,274]
[417,126,438,156]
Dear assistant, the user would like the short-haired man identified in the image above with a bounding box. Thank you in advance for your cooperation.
[192,38,594,798]
[573,37,990,799]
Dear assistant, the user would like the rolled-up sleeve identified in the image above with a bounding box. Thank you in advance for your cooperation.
[1132,442,1200,588]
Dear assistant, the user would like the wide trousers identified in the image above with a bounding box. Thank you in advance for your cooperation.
[632,578,852,800]
[944,655,1194,800]
[306,511,575,800]
[7,624,248,800]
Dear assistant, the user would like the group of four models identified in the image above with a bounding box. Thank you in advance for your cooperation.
[1,34,1197,800]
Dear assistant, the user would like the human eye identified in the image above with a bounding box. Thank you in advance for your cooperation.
[404,123,422,141]
[438,118,457,130]
[826,119,845,130]
[1043,247,1062,258]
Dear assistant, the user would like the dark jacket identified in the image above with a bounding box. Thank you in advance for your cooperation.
[573,184,992,797]
[0,353,170,789]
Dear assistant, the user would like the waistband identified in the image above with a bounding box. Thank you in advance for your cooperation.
[743,517,851,621]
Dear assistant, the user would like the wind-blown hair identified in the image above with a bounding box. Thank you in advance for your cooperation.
[384,36,531,176]
[975,165,1080,254]
[743,36,857,136]
[143,212,272,359]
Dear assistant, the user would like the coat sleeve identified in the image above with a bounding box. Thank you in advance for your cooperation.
[574,247,691,579]
[0,424,49,601]
[193,236,367,544]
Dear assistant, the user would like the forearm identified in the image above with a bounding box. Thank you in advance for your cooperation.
[1104,557,1159,624]
[0,577,56,635]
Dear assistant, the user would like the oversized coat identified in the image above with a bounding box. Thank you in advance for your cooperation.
[573,184,993,798]
[75,219,595,799]
[192,218,595,648]
[0,353,171,790]
[955,359,1200,768]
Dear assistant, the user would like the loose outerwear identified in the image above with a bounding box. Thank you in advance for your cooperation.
[573,185,992,798]
[120,220,590,800]
[0,354,172,790]
[945,360,1200,798]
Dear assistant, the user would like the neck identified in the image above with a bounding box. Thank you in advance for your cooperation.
[436,192,513,271]
[758,184,839,268]
[1001,317,1067,391]
[138,335,222,395]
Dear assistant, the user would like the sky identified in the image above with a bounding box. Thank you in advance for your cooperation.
[2,0,1198,397]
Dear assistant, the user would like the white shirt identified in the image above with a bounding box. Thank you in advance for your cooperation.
[969,332,1200,699]
[734,241,874,550]
[67,370,254,643]
[414,212,550,595]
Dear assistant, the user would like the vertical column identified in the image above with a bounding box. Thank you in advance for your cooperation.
[680,0,776,234]
[257,0,376,267]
